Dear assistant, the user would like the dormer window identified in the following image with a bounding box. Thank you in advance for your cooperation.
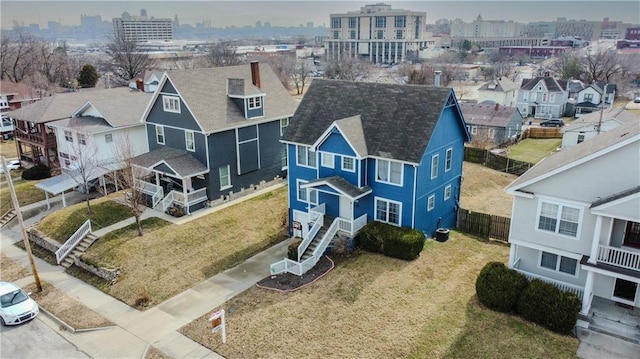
[248,97,262,110]
[162,95,180,113]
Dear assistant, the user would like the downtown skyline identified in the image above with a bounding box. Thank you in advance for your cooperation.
[2,1,639,30]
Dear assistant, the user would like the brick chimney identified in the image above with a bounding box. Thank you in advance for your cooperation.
[136,79,144,91]
[250,61,261,88]
[494,103,500,111]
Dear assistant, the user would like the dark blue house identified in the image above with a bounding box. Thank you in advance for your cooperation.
[272,79,470,275]
[132,62,298,214]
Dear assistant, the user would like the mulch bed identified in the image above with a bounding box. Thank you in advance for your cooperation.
[256,255,334,292]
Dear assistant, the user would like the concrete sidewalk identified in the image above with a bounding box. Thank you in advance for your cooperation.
[1,185,291,358]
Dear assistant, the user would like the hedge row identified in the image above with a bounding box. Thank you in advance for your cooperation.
[475,262,581,334]
[358,221,425,260]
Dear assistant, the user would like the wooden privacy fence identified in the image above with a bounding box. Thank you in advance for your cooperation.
[457,208,511,243]
[464,147,534,176]
[521,127,563,139]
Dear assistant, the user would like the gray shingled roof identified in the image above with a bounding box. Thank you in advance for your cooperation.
[519,77,565,93]
[591,186,640,208]
[478,77,518,93]
[162,63,297,133]
[282,79,463,164]
[562,107,638,132]
[334,115,368,157]
[507,121,640,191]
[460,103,522,127]
[303,176,372,199]
[131,146,207,178]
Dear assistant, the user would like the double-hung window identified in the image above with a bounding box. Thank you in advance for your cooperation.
[376,159,402,185]
[219,165,231,189]
[280,117,289,136]
[297,180,318,205]
[431,154,439,179]
[444,185,452,201]
[321,153,334,168]
[537,201,581,237]
[105,134,113,143]
[156,125,165,145]
[427,195,435,211]
[540,251,577,275]
[78,134,86,146]
[296,146,316,168]
[375,198,401,226]
[64,131,73,142]
[162,95,180,113]
[185,131,195,152]
[445,148,453,172]
[342,156,355,172]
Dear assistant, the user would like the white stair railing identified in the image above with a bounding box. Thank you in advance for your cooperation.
[55,220,92,264]
[298,213,324,261]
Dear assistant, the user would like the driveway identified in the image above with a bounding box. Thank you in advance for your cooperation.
[0,316,89,359]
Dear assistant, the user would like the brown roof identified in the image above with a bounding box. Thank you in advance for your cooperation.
[0,81,43,103]
[460,103,522,127]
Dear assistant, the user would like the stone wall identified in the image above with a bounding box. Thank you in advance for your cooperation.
[27,228,60,253]
[73,259,120,284]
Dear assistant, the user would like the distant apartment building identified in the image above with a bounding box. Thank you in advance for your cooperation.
[555,18,600,41]
[325,3,430,64]
[527,21,556,38]
[450,15,526,38]
[113,11,173,41]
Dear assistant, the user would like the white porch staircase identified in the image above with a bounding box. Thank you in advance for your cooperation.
[0,209,16,228]
[300,216,334,262]
[60,233,98,268]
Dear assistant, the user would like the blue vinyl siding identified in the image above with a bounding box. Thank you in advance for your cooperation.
[146,124,208,166]
[147,82,202,132]
[365,159,416,227]
[317,130,359,184]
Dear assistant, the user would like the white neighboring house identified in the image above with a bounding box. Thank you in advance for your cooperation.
[560,107,637,148]
[574,82,617,117]
[505,121,640,338]
[477,77,519,107]
[38,87,153,207]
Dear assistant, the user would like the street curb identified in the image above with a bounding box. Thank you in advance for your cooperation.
[39,307,116,334]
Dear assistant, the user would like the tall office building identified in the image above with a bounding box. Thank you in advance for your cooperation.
[325,3,430,64]
[113,11,173,41]
[450,15,525,38]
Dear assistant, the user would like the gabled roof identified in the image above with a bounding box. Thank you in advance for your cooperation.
[562,107,637,133]
[131,146,207,178]
[0,81,43,102]
[566,80,585,94]
[460,103,522,127]
[506,121,640,192]
[591,186,640,209]
[301,176,372,200]
[478,77,518,93]
[282,79,466,164]
[154,63,297,134]
[144,70,164,84]
[519,77,565,93]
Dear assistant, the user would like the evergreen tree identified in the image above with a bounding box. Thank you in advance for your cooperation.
[77,64,99,88]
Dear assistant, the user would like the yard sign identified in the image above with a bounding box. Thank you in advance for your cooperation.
[208,309,227,344]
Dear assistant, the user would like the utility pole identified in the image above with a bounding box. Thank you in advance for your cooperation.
[1,156,42,292]
[596,84,608,135]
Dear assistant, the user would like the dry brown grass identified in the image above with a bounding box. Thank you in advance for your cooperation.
[0,139,18,158]
[82,187,289,308]
[144,346,172,359]
[180,233,578,358]
[460,162,517,217]
[25,281,114,330]
[0,254,30,282]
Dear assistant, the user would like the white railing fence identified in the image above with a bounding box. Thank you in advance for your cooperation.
[186,188,208,205]
[512,264,584,298]
[597,245,640,271]
[298,212,324,261]
[55,219,92,264]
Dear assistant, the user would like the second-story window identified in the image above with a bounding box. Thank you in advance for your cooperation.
[162,95,180,113]
[64,131,73,142]
[248,97,262,109]
[185,131,195,152]
[431,154,439,179]
[296,145,316,168]
[377,159,402,185]
[537,201,581,237]
[342,156,355,172]
[156,125,165,145]
[78,133,86,146]
[280,117,289,136]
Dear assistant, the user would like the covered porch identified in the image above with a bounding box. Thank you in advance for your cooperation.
[132,147,209,216]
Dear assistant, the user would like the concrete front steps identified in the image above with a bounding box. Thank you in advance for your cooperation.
[61,233,99,268]
[0,209,16,227]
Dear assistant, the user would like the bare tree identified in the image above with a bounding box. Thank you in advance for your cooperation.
[205,42,243,67]
[63,127,102,215]
[290,59,312,94]
[105,33,155,83]
[111,136,147,236]
[324,57,372,81]
[550,52,583,80]
[2,31,38,83]
[262,55,293,90]
[581,50,625,83]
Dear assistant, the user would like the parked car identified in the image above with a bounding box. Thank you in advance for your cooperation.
[0,160,21,174]
[0,281,39,326]
[634,96,640,103]
[540,118,565,127]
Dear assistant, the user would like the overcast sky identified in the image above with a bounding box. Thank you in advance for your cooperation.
[1,1,639,29]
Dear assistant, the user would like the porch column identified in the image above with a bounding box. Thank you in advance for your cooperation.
[589,215,602,264]
[182,179,189,215]
[509,243,517,268]
[61,191,66,207]
[581,271,595,315]
[44,192,50,210]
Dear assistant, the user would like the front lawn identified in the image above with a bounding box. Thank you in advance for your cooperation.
[79,187,289,308]
[460,162,516,217]
[0,139,18,158]
[179,232,579,358]
[507,138,562,164]
[0,178,46,215]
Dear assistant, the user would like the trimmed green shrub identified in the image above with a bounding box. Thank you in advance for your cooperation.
[517,279,581,334]
[22,164,51,180]
[475,262,528,313]
[358,221,425,260]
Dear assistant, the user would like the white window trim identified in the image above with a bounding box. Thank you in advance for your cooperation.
[537,251,579,277]
[341,156,356,173]
[611,279,638,306]
[296,145,317,169]
[427,195,435,211]
[297,180,318,205]
[185,131,195,152]
[444,185,452,201]
[535,199,583,239]
[375,197,402,227]
[64,131,73,142]
[431,154,439,179]
[162,95,181,113]
[321,152,334,168]
[248,96,262,110]
[219,165,232,190]
[280,117,289,136]
[156,125,165,145]
[375,158,403,186]
[445,148,453,172]
[105,133,113,143]
[281,146,288,171]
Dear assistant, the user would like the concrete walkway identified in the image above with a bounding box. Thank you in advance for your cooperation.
[1,185,291,358]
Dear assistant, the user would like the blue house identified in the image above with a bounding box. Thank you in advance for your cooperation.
[132,62,298,214]
[272,79,470,275]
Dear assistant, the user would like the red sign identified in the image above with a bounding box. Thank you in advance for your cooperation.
[293,221,302,230]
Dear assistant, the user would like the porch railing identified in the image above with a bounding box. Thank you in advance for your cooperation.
[337,214,367,236]
[186,188,208,205]
[55,220,92,264]
[162,190,182,212]
[512,259,584,298]
[309,203,325,222]
[298,209,324,261]
[597,245,640,272]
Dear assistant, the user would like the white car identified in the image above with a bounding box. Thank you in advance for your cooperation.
[0,160,21,174]
[0,281,39,326]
